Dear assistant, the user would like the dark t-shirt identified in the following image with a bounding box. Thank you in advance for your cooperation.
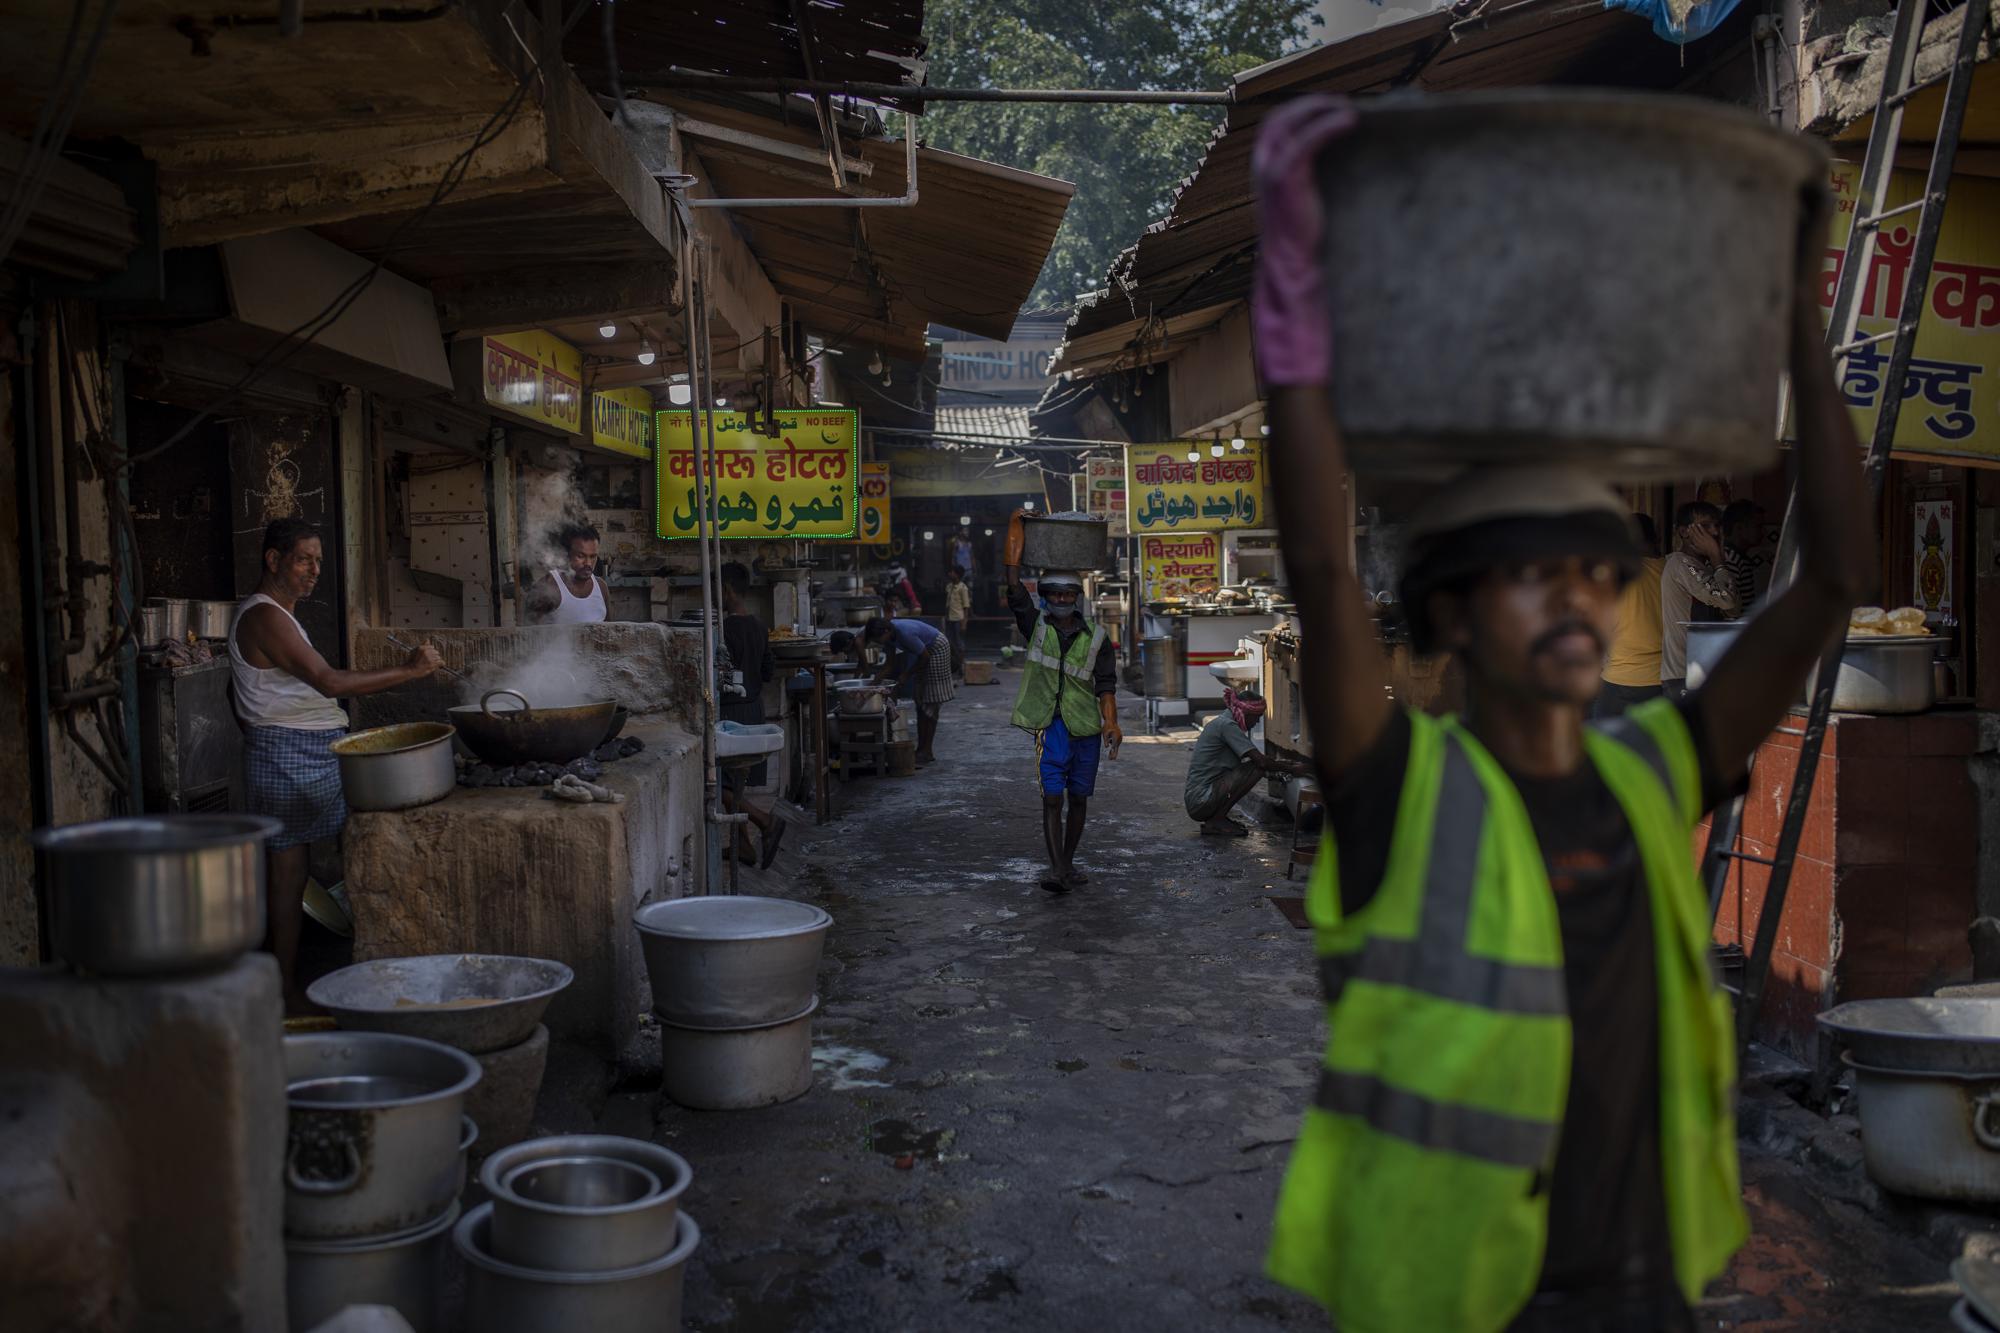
[721,612,775,724]
[1325,701,1727,1295]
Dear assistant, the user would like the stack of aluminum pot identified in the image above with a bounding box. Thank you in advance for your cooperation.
[455,1135,700,1331]
[281,1031,482,1333]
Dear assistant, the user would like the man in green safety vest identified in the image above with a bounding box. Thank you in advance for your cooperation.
[1251,97,1874,1332]
[1004,513,1122,893]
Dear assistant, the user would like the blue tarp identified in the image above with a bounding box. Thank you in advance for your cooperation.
[1604,0,1743,44]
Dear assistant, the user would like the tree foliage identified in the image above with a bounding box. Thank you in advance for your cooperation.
[920,0,1320,311]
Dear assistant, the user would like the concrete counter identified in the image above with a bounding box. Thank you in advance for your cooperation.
[343,720,704,1058]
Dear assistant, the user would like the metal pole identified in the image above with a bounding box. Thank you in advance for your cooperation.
[602,72,1231,104]
[678,236,717,895]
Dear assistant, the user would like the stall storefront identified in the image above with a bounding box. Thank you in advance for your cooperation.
[1125,440,1283,710]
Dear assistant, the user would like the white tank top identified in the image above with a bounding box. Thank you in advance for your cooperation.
[228,594,348,731]
[546,570,607,624]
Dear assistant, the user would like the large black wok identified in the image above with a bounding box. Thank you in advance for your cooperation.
[448,689,617,766]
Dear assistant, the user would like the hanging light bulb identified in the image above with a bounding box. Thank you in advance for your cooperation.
[1210,436,1225,458]
[983,527,994,536]
[1230,436,1246,452]
[1185,447,1199,463]
[922,530,936,541]
[598,323,617,339]
[1259,424,1270,436]
[1023,500,1035,511]
[867,351,884,376]
[959,515,971,526]
[636,341,657,367]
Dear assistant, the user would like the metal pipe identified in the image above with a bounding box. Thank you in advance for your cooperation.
[15,307,54,848]
[613,72,1231,104]
[692,126,915,209]
[109,341,141,810]
[694,272,737,894]
[677,231,720,894]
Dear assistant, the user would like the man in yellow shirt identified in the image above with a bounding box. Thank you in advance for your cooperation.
[943,565,973,675]
[1596,513,1664,719]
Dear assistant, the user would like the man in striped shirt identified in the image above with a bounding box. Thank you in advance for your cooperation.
[1722,500,1768,616]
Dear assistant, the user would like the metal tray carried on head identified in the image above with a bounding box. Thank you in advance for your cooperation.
[1818,998,2000,1076]
[307,954,574,1054]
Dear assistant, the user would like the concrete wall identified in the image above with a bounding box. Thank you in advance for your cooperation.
[0,955,286,1332]
[348,621,706,730]
[343,721,704,1059]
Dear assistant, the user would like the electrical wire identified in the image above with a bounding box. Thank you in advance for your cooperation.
[0,0,122,269]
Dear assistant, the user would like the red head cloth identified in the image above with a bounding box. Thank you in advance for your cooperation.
[1225,687,1267,732]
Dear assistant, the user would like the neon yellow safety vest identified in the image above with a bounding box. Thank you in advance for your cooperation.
[1267,700,1745,1333]
[1009,614,1107,737]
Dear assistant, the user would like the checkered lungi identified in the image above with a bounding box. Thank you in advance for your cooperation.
[243,725,349,850]
[914,635,956,718]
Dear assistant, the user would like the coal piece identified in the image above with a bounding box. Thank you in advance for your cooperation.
[618,737,645,757]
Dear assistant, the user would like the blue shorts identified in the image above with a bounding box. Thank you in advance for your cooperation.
[1036,715,1102,798]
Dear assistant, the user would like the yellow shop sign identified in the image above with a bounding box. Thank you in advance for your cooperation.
[590,386,653,459]
[482,330,583,435]
[654,408,860,540]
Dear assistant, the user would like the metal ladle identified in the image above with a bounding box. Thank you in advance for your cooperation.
[386,633,467,683]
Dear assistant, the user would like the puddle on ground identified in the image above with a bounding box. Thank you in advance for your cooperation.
[1052,1058,1088,1073]
[870,1117,953,1158]
[813,1044,892,1089]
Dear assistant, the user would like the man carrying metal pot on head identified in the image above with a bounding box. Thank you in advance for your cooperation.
[1251,97,1874,1332]
[230,518,442,1014]
[1004,512,1121,894]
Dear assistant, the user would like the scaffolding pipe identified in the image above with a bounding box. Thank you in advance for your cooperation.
[613,72,1231,105]
[691,127,916,209]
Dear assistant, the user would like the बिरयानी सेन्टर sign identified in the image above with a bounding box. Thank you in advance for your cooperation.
[1123,443,1269,532]
[654,407,860,539]
[1140,533,1223,601]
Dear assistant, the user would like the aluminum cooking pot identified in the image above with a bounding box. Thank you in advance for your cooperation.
[287,1200,459,1333]
[448,689,617,767]
[193,599,238,639]
[633,895,830,1028]
[138,603,171,648]
[144,597,191,644]
[332,723,458,812]
[457,1202,701,1333]
[31,814,280,975]
[284,1031,482,1240]
[1846,1055,2000,1203]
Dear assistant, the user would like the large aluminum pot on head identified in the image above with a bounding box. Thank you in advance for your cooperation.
[448,689,617,767]
[332,723,459,812]
[31,814,280,975]
[284,1031,482,1239]
[634,895,831,1028]
[1321,91,1823,479]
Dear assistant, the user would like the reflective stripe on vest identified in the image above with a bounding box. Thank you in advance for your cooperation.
[1023,616,1104,685]
[1315,1068,1558,1171]
[1318,740,1568,1018]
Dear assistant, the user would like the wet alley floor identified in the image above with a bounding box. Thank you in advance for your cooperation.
[535,680,1977,1332]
